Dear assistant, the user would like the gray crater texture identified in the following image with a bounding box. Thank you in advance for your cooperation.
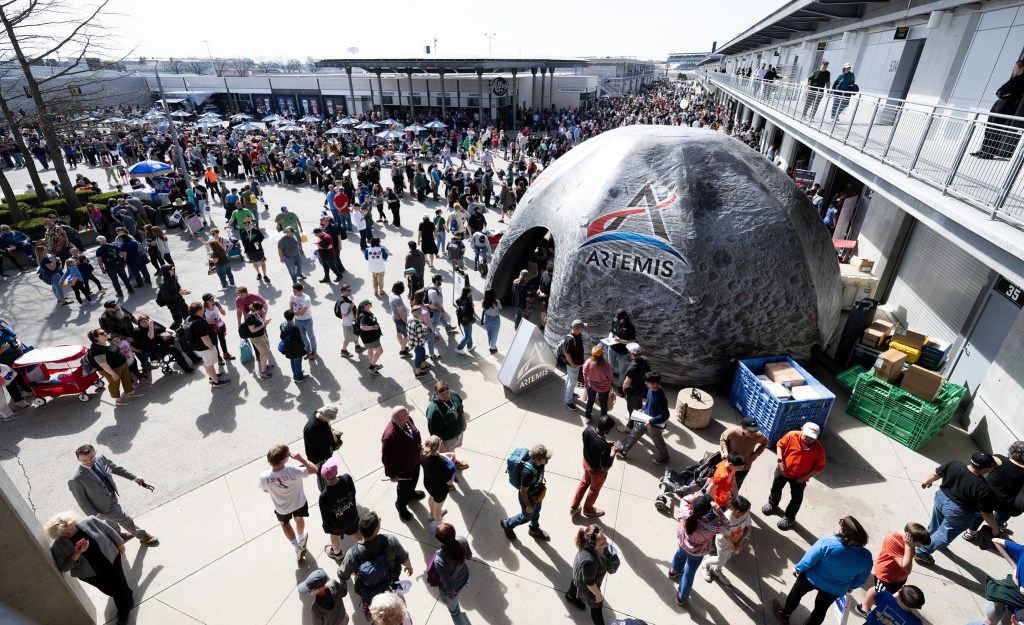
[486,125,841,386]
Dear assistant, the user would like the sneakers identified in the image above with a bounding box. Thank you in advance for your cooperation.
[583,507,605,517]
[354,345,366,353]
[564,591,586,610]
[914,552,935,565]
[295,545,306,562]
[395,503,413,522]
[703,566,714,583]
[565,402,577,411]
[652,457,669,465]
[324,545,345,562]
[716,571,732,587]
[369,365,380,376]
[854,604,869,618]
[761,503,781,516]
[667,568,681,579]
[430,354,442,361]
[962,529,978,542]
[410,490,426,501]
[210,378,231,387]
[455,460,470,470]
[340,349,352,357]
[777,517,794,531]
[772,599,790,624]
[296,375,310,383]
[500,519,516,540]
[675,591,687,607]
[569,506,582,516]
[528,527,550,541]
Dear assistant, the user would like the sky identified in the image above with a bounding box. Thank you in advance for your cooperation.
[97,0,788,63]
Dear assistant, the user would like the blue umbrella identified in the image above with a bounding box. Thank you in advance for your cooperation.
[127,160,172,176]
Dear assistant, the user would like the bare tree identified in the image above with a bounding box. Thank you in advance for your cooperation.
[304,56,321,73]
[0,167,22,217]
[229,57,255,76]
[0,87,49,214]
[166,57,183,74]
[211,57,228,77]
[185,59,209,75]
[254,58,279,74]
[0,0,134,222]
[283,58,303,73]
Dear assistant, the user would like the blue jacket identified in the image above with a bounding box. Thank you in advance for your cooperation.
[644,387,670,428]
[796,535,872,596]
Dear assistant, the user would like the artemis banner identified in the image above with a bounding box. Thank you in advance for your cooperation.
[497,320,557,394]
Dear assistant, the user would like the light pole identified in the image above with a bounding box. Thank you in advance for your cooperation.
[484,33,496,55]
[203,40,216,76]
[153,61,193,194]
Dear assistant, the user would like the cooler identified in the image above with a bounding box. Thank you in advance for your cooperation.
[838,264,880,310]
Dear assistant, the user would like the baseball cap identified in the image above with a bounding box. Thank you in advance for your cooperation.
[404,268,417,274]
[320,457,340,480]
[318,406,338,420]
[285,226,295,232]
[801,422,820,439]
[842,62,852,68]
[741,416,760,432]
[571,319,587,328]
[627,342,642,354]
[103,300,118,309]
[971,452,1001,469]
[591,346,603,357]
[357,299,371,309]
[297,569,329,594]
[280,206,289,211]
[530,444,553,460]
[202,293,215,302]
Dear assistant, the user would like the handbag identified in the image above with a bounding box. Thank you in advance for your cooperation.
[300,234,309,243]
[332,429,344,450]
[607,391,617,411]
[238,339,254,364]
[831,593,854,625]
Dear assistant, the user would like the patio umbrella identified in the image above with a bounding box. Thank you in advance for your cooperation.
[338,117,360,125]
[379,118,403,127]
[355,122,379,130]
[126,160,172,176]
[142,111,164,120]
[425,120,448,129]
[405,124,427,133]
[195,121,223,130]
[298,115,321,123]
[100,117,128,124]
[324,127,353,135]
[152,121,183,132]
[230,113,253,120]
[170,110,193,117]
[125,119,148,127]
[233,122,261,131]
[376,129,404,140]
[278,124,304,132]
[262,114,285,122]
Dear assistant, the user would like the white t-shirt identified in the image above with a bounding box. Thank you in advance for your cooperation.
[258,466,309,514]
[365,246,387,273]
[289,293,313,321]
[203,305,225,329]
[427,285,444,312]
[338,298,354,327]
[352,210,366,231]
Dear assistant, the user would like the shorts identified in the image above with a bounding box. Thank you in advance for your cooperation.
[443,432,464,452]
[342,325,357,343]
[394,319,408,337]
[872,575,906,594]
[247,250,266,263]
[196,347,218,367]
[363,339,381,350]
[275,502,309,523]
[323,519,359,537]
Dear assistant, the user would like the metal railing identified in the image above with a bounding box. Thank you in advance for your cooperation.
[698,71,1024,229]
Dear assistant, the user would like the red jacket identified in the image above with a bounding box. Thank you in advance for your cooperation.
[381,418,422,477]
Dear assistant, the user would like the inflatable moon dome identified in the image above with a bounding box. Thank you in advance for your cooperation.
[486,125,841,386]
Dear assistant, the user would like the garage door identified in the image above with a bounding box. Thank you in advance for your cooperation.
[884,221,991,343]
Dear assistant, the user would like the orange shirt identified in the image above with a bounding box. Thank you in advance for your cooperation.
[873,531,909,583]
[709,460,735,507]
[205,170,218,184]
[776,430,826,478]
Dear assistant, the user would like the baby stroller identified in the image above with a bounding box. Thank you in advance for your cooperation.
[654,450,721,515]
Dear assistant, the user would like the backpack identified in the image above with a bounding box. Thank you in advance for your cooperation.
[555,333,573,367]
[425,551,442,588]
[455,297,473,325]
[238,316,253,339]
[446,240,464,261]
[177,316,204,353]
[80,352,97,376]
[352,541,395,604]
[334,296,352,320]
[449,218,459,234]
[506,448,535,488]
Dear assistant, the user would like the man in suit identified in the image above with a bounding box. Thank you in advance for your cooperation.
[68,444,158,545]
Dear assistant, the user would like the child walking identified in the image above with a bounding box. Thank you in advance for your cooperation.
[702,495,753,586]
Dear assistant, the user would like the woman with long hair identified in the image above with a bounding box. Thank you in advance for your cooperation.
[774,516,872,625]
[480,288,502,354]
[565,524,620,625]
[430,521,472,624]
[670,493,729,607]
[201,293,234,365]
[420,436,455,524]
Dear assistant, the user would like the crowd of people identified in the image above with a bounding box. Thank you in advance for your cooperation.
[1,79,1014,625]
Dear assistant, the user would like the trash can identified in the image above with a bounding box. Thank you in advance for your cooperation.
[158,204,178,229]
[835,297,878,367]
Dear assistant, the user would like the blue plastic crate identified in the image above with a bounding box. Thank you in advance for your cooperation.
[729,356,835,444]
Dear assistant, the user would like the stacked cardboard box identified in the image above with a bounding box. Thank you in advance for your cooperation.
[764,362,806,388]
[873,349,906,384]
[862,320,895,348]
[900,365,945,402]
[889,331,927,364]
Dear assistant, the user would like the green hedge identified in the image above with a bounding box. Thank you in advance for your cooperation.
[26,207,53,219]
[75,189,95,202]
[88,191,127,203]
[41,198,69,214]
[13,217,47,239]
[14,193,41,208]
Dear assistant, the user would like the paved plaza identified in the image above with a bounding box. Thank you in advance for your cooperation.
[0,160,1001,624]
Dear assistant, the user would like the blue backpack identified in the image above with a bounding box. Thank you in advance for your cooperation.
[353,542,394,604]
[506,448,534,488]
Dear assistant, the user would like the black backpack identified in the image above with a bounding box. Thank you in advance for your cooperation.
[556,333,573,367]
[455,297,473,325]
[176,317,204,353]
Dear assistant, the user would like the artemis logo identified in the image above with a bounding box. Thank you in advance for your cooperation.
[580,182,688,278]
[514,340,554,391]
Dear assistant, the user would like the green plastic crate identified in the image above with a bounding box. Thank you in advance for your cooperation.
[846,372,966,451]
[836,365,868,390]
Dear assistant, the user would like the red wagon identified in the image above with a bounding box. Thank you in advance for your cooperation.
[12,345,105,405]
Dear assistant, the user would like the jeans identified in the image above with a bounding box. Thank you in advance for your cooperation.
[439,592,467,625]
[970,509,1013,532]
[780,572,837,625]
[413,345,426,369]
[359,227,371,250]
[564,365,580,404]
[294,317,317,353]
[671,548,705,601]
[473,245,489,267]
[339,211,353,232]
[608,350,629,385]
[506,498,542,531]
[584,387,609,419]
[426,327,437,357]
[514,307,526,329]
[618,423,669,462]
[435,231,446,255]
[456,322,473,350]
[127,261,150,287]
[570,460,608,511]
[319,255,343,280]
[215,264,235,288]
[283,254,302,282]
[48,273,65,301]
[289,357,305,381]
[768,468,808,521]
[917,489,976,556]
[483,315,500,349]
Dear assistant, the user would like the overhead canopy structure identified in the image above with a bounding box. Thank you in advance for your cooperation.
[314,56,587,74]
[716,0,889,55]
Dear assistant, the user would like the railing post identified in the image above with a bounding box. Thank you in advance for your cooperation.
[880,106,902,161]
[943,112,979,191]
[860,101,879,152]
[993,131,1024,215]
[907,106,938,173]
[841,96,861,145]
